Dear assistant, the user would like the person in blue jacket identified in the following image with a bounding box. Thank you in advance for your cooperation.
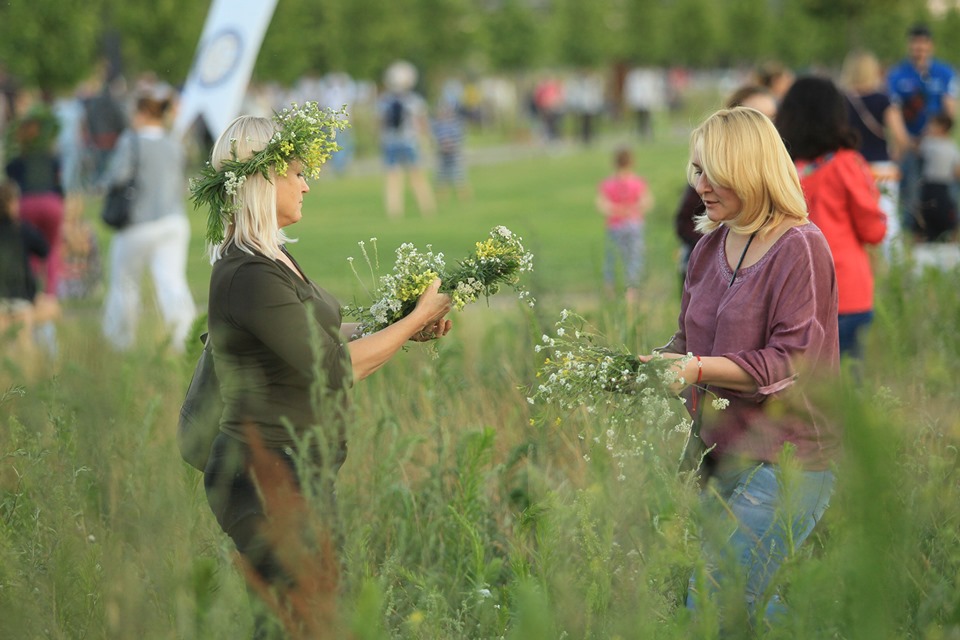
[887,23,958,232]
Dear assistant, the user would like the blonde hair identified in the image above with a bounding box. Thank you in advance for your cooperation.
[840,50,883,94]
[688,107,808,236]
[208,115,294,262]
[384,60,417,92]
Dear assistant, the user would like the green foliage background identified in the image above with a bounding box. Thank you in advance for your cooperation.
[0,0,954,93]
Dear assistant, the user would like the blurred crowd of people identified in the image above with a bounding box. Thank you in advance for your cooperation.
[0,65,195,375]
[3,29,959,379]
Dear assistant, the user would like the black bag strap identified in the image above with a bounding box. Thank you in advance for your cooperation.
[847,92,887,141]
[129,132,140,185]
[113,129,139,187]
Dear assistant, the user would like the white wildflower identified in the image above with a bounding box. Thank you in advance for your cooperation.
[711,397,730,410]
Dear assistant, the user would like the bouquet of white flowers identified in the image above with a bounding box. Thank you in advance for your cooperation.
[346,226,534,337]
[529,309,688,420]
[528,310,728,479]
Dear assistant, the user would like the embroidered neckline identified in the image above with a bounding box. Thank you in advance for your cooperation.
[719,225,802,284]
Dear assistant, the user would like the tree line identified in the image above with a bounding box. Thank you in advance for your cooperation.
[0,0,954,94]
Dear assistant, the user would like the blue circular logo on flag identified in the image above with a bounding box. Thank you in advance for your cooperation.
[197,29,244,88]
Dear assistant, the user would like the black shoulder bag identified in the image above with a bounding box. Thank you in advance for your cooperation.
[101,133,138,230]
[178,332,224,471]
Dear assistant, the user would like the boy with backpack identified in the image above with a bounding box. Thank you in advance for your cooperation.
[378,60,435,218]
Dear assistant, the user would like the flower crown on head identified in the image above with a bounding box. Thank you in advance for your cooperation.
[189,101,349,244]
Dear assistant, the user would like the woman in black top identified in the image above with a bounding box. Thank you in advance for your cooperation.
[840,49,911,252]
[192,106,452,637]
[4,108,65,296]
[0,180,48,304]
[0,179,60,363]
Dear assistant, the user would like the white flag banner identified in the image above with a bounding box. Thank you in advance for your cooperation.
[174,0,278,138]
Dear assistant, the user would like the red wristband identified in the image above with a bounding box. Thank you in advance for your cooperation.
[690,355,703,413]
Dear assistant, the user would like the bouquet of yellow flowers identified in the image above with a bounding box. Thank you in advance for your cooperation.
[346,226,534,337]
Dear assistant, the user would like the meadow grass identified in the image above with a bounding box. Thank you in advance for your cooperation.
[2,129,959,639]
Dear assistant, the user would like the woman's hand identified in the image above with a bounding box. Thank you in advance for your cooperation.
[411,278,453,330]
[639,352,691,396]
[347,279,452,380]
[639,353,759,395]
[410,318,453,341]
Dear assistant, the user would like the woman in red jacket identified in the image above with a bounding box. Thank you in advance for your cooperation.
[776,76,887,358]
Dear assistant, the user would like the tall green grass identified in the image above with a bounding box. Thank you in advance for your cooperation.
[2,130,959,638]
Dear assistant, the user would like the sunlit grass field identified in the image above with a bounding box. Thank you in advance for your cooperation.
[2,125,959,639]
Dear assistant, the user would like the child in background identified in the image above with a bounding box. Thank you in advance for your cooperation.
[917,113,960,242]
[596,147,653,304]
[431,100,471,202]
[59,214,102,299]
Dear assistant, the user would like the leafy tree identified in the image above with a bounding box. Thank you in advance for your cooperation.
[550,0,614,68]
[796,0,930,63]
[339,0,422,82]
[722,0,774,66]
[482,0,542,71]
[106,0,209,84]
[767,0,825,69]
[619,0,669,66]
[256,0,328,84]
[932,8,960,68]
[665,0,722,67]
[5,0,960,96]
[853,1,927,66]
[309,0,351,73]
[799,0,902,21]
[0,0,104,93]
[414,0,478,72]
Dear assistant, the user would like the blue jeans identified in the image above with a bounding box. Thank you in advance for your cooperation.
[381,139,420,167]
[604,223,644,289]
[838,310,873,359]
[898,148,921,233]
[687,460,835,628]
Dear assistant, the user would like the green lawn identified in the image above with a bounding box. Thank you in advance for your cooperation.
[182,132,692,310]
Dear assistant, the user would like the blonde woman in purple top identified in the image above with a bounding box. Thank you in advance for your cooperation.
[641,107,840,629]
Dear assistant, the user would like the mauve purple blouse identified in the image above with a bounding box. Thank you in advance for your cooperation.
[663,223,841,469]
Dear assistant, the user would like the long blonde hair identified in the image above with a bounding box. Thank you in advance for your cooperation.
[689,107,808,236]
[208,116,294,262]
[840,50,883,94]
